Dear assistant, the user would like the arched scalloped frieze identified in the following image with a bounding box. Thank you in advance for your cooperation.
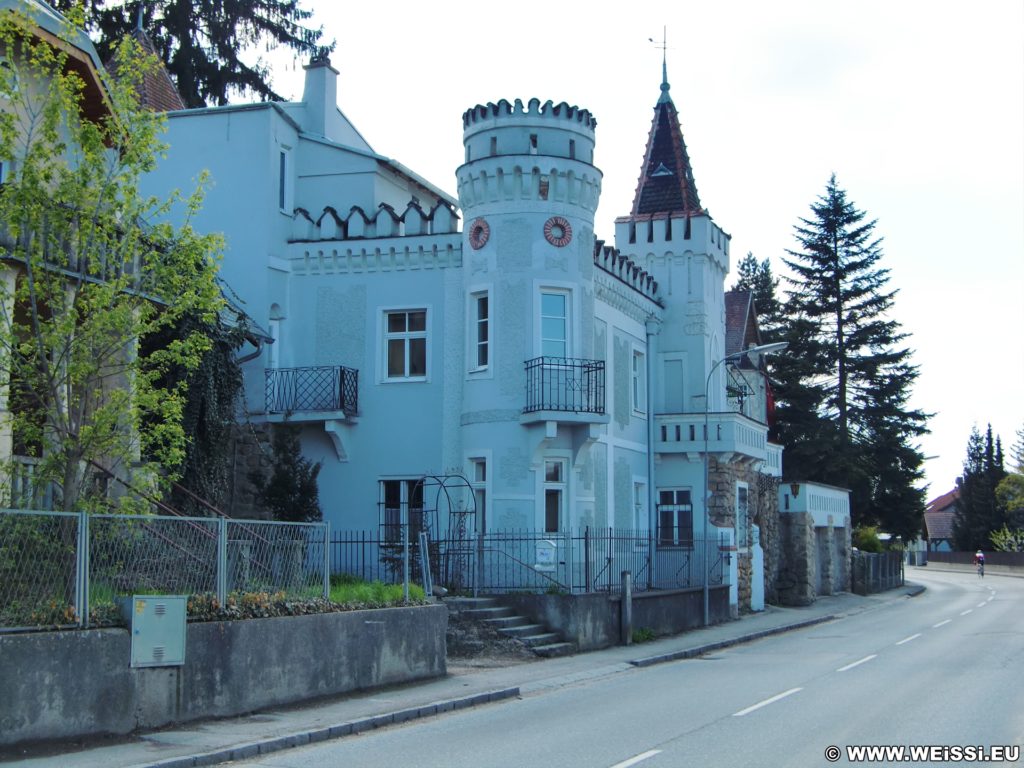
[346,206,371,239]
[292,208,315,241]
[402,201,428,235]
[317,207,344,240]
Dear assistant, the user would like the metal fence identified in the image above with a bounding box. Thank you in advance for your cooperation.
[851,551,904,595]
[265,365,358,415]
[0,509,329,632]
[331,527,730,596]
[523,357,605,415]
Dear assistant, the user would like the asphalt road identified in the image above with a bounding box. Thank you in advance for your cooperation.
[233,569,1024,768]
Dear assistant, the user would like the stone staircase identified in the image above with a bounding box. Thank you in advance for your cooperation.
[445,597,576,658]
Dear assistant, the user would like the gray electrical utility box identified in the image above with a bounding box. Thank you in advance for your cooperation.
[118,595,187,668]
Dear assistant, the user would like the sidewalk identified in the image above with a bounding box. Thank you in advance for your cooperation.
[5,586,923,768]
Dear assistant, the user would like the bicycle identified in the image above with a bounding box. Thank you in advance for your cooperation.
[976,560,985,578]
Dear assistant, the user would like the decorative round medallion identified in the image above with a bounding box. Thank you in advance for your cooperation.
[469,217,490,250]
[543,216,573,247]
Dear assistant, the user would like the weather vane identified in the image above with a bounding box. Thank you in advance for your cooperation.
[649,27,669,93]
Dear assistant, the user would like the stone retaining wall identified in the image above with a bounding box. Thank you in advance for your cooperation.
[0,604,447,748]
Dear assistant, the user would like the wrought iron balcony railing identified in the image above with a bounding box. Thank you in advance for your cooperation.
[265,365,358,416]
[523,356,605,415]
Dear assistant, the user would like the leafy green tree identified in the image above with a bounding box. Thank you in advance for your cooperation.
[251,425,322,523]
[53,0,332,108]
[0,11,223,511]
[995,424,1024,530]
[953,425,1007,550]
[772,175,929,540]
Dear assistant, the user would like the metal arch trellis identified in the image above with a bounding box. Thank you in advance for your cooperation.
[410,474,477,592]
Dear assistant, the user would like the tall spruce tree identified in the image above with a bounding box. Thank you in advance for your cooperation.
[733,252,781,331]
[773,175,929,540]
[53,0,332,107]
[954,425,1007,549]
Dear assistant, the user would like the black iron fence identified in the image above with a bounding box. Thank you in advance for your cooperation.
[330,527,730,595]
[851,551,904,595]
[265,365,358,415]
[523,357,605,414]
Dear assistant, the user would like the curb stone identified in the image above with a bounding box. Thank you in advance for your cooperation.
[137,687,521,768]
[628,615,838,668]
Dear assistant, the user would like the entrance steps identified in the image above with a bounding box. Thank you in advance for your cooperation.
[444,597,576,658]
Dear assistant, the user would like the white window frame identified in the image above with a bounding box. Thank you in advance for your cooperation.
[538,288,571,359]
[278,145,293,214]
[468,288,491,374]
[381,306,430,382]
[736,481,750,551]
[542,456,569,533]
[657,488,693,548]
[468,456,489,534]
[631,346,647,416]
[633,479,647,532]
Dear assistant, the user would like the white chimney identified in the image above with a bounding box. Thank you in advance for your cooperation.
[302,55,338,138]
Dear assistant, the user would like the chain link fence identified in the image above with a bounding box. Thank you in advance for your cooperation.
[0,509,328,633]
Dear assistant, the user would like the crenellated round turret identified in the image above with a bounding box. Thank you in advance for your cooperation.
[457,98,602,218]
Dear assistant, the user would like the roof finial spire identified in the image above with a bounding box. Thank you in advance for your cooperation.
[135,2,144,32]
[649,28,670,102]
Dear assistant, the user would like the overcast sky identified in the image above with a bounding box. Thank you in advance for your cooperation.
[264,0,1024,502]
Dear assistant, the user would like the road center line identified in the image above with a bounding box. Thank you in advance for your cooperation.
[609,749,662,768]
[733,687,803,717]
[987,596,994,602]
[837,654,877,672]
[977,602,987,608]
[933,619,952,628]
[895,633,921,645]
[960,609,973,616]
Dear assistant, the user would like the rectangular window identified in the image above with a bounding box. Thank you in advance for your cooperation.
[470,458,487,533]
[471,292,489,370]
[736,483,750,550]
[544,459,566,533]
[278,149,288,211]
[657,489,693,548]
[631,349,646,413]
[633,481,646,531]
[529,134,538,155]
[380,479,424,543]
[385,309,427,380]
[540,292,568,358]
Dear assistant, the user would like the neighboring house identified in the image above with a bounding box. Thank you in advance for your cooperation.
[141,57,785,613]
[0,0,113,509]
[924,488,957,552]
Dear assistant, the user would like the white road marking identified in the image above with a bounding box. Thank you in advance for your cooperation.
[933,619,952,628]
[733,688,803,717]
[987,595,994,602]
[837,654,877,672]
[960,609,973,616]
[610,749,663,768]
[977,602,987,608]
[895,633,921,645]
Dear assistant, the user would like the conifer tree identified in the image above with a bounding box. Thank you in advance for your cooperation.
[772,175,929,540]
[53,0,332,108]
[733,252,781,330]
[954,425,1007,549]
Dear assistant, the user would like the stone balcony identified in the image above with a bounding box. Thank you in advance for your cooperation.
[654,411,780,473]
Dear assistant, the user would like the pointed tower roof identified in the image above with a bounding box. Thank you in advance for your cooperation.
[628,65,704,218]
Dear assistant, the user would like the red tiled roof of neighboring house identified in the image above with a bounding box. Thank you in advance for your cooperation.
[106,27,185,112]
[725,290,760,357]
[924,488,959,541]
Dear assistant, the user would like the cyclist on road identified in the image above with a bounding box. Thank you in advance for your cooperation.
[973,549,985,577]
